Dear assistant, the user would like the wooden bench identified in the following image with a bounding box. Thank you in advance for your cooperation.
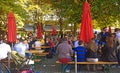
[56,61,118,73]
[41,46,50,49]
[25,50,49,56]
[34,59,41,62]
[33,46,50,50]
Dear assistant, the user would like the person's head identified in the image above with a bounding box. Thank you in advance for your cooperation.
[16,38,20,43]
[78,40,84,46]
[87,39,98,52]
[61,37,67,42]
[23,39,28,44]
[102,27,107,32]
[19,38,24,42]
[106,36,114,48]
[115,28,119,33]
[3,38,7,43]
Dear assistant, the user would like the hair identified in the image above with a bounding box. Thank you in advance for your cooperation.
[103,27,107,30]
[115,28,119,32]
[3,38,7,43]
[19,38,24,42]
[106,36,114,48]
[87,39,98,52]
[61,37,67,42]
[78,40,83,45]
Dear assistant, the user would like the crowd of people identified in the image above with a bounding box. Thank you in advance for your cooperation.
[56,27,120,72]
[0,27,120,72]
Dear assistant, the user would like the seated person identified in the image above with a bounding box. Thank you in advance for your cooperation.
[0,39,11,73]
[14,38,28,57]
[34,38,42,50]
[0,39,11,60]
[56,37,73,72]
[74,40,86,62]
[86,39,98,71]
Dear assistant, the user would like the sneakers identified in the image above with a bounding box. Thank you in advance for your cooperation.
[65,69,70,73]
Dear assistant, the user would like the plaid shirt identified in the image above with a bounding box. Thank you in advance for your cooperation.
[56,41,73,59]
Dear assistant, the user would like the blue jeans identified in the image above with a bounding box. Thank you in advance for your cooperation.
[51,47,56,55]
[65,64,71,71]
[0,63,3,73]
[65,57,73,71]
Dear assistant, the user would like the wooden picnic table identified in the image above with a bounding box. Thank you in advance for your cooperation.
[41,46,50,49]
[33,46,50,50]
[25,50,49,65]
[25,50,49,56]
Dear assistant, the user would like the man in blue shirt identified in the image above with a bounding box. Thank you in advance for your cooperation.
[74,40,86,62]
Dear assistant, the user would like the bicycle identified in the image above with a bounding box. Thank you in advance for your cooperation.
[0,59,11,73]
[11,51,35,73]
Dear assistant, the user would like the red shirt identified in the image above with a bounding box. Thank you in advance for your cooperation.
[49,40,55,48]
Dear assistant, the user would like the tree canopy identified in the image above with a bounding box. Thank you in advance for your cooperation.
[0,0,120,32]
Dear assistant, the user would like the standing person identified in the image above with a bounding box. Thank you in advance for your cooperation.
[74,40,86,62]
[56,37,73,72]
[97,27,110,46]
[101,35,118,69]
[101,35,117,62]
[86,38,98,71]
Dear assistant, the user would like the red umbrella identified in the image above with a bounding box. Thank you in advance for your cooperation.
[7,12,17,68]
[52,25,57,36]
[37,23,43,38]
[7,12,17,43]
[79,1,94,43]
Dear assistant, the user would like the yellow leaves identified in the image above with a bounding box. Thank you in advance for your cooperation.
[28,5,42,12]
[74,0,78,4]
[14,14,24,28]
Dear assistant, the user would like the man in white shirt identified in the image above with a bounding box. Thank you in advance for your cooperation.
[0,40,11,60]
[14,38,28,57]
[34,38,42,50]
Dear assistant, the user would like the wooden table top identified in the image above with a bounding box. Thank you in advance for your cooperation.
[25,50,49,55]
[32,46,50,49]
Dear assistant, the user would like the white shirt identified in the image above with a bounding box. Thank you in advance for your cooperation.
[0,43,11,60]
[14,42,27,57]
[116,32,120,38]
[74,40,79,48]
[34,40,41,50]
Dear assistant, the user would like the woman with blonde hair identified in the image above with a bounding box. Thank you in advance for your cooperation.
[86,38,98,62]
[86,38,98,71]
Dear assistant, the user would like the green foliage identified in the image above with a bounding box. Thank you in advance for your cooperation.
[0,0,120,32]
[52,0,120,28]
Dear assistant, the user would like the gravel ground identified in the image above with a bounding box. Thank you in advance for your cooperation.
[33,56,120,73]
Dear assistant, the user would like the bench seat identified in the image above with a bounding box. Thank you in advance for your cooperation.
[56,61,118,73]
[56,61,118,64]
